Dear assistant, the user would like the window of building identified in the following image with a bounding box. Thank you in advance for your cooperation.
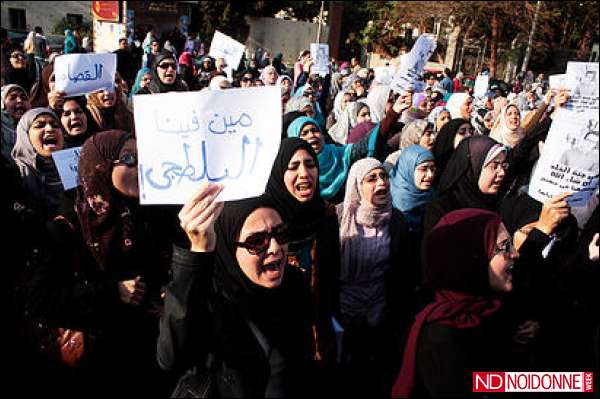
[9,8,26,30]
[67,13,83,28]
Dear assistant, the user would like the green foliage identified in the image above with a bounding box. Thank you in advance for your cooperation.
[52,16,91,38]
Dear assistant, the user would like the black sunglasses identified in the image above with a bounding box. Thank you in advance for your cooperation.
[113,153,137,167]
[157,62,177,70]
[235,224,289,255]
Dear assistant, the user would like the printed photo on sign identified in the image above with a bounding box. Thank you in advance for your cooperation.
[529,108,599,206]
[54,53,117,97]
[310,43,330,77]
[133,86,281,205]
[51,147,82,190]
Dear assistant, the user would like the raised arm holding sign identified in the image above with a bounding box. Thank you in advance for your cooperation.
[54,53,117,96]
[133,86,281,204]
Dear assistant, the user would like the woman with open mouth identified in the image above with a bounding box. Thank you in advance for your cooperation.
[262,138,341,395]
[159,183,315,397]
[336,158,412,398]
[135,51,189,95]
[12,107,65,217]
[59,96,94,148]
[392,208,519,398]
[1,84,31,163]
[286,92,414,204]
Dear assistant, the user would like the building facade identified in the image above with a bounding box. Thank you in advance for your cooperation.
[1,1,91,32]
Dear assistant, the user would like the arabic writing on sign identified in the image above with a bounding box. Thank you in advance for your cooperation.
[68,63,103,83]
[154,112,254,135]
[140,135,263,192]
[51,146,82,190]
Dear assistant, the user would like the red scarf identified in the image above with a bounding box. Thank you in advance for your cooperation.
[391,290,501,398]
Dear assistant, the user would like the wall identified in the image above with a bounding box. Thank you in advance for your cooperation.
[1,1,91,32]
[246,16,329,67]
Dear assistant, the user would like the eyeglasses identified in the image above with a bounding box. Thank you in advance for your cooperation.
[235,224,289,255]
[486,161,509,172]
[457,127,475,135]
[113,153,137,167]
[241,77,253,82]
[10,53,25,59]
[157,62,177,70]
[493,237,515,256]
[363,171,389,183]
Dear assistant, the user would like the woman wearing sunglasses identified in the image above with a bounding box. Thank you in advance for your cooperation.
[4,49,36,93]
[159,182,315,397]
[135,51,189,95]
[392,208,519,398]
[28,130,173,396]
[336,158,412,397]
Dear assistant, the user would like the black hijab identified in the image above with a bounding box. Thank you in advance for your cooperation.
[61,96,94,148]
[437,135,502,212]
[146,51,188,93]
[433,118,469,183]
[500,192,542,235]
[213,197,308,344]
[263,138,326,242]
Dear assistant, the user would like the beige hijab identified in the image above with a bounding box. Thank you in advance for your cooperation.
[489,104,524,148]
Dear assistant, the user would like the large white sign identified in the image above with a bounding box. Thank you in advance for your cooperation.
[54,53,117,96]
[51,146,82,190]
[529,108,599,206]
[209,30,246,70]
[133,87,282,204]
[310,43,330,77]
[391,34,437,94]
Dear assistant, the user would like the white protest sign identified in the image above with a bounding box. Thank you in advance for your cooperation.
[209,30,245,71]
[310,43,330,77]
[391,34,437,94]
[564,62,599,112]
[529,108,599,207]
[133,86,282,205]
[54,53,117,97]
[51,147,82,190]
[549,74,566,90]
[473,74,489,97]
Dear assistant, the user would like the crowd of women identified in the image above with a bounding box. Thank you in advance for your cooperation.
[1,27,599,398]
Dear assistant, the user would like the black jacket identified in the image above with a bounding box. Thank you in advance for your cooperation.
[158,247,315,397]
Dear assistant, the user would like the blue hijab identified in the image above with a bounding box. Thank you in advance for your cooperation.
[390,144,435,230]
[287,116,353,200]
[130,67,152,97]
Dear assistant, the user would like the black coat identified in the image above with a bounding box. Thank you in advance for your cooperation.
[158,247,315,397]
[27,208,172,397]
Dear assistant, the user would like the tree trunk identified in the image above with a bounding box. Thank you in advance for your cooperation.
[577,29,592,60]
[490,13,499,78]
